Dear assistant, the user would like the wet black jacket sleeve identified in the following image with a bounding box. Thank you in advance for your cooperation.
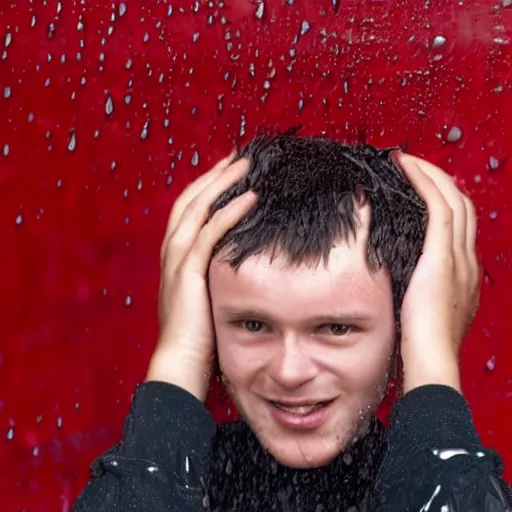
[73,382,512,512]
[372,384,512,512]
[73,382,215,512]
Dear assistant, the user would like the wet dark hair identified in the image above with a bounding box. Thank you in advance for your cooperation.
[210,132,427,317]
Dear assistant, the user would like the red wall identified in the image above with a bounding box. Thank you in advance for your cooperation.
[1,1,511,510]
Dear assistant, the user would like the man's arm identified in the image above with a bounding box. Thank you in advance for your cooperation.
[373,385,512,511]
[73,382,216,512]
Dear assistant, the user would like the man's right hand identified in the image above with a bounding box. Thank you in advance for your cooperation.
[145,152,255,402]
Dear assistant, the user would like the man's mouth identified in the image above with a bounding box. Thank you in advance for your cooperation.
[269,400,333,416]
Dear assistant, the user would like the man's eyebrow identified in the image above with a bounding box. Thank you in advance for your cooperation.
[218,307,374,324]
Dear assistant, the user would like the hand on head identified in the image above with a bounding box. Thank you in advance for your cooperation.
[146,152,256,401]
[393,152,480,393]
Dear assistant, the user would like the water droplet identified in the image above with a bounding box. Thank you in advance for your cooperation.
[33,446,40,456]
[255,1,265,19]
[503,0,512,6]
[5,33,12,47]
[147,466,158,473]
[57,416,63,429]
[6,427,14,440]
[301,20,311,36]
[124,94,132,105]
[239,114,246,137]
[167,5,173,16]
[67,131,77,151]
[15,213,23,225]
[166,175,173,187]
[119,2,127,16]
[193,32,200,42]
[125,295,132,307]
[140,119,150,140]
[489,210,498,220]
[137,179,143,191]
[47,22,56,39]
[489,156,500,170]
[486,355,496,370]
[3,144,9,156]
[432,35,446,48]
[191,150,199,166]
[105,95,114,116]
[77,21,84,31]
[4,86,11,99]
[446,126,462,142]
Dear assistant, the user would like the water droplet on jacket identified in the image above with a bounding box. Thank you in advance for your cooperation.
[119,2,127,16]
[255,1,265,20]
[486,355,496,371]
[6,427,14,440]
[446,126,462,142]
[125,295,132,307]
[57,416,62,429]
[67,131,77,151]
[4,86,11,99]
[191,150,199,166]
[3,144,9,156]
[105,95,114,116]
[33,446,39,456]
[432,35,446,48]
[301,21,311,36]
[77,20,84,31]
[489,211,498,220]
[503,0,512,6]
[5,32,12,47]
[15,213,23,225]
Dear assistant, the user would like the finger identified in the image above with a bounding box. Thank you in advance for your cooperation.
[395,154,453,254]
[462,194,479,272]
[186,191,258,276]
[397,153,467,256]
[163,158,250,274]
[160,150,236,263]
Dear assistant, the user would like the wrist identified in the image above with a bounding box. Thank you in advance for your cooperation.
[402,356,461,395]
[146,348,211,402]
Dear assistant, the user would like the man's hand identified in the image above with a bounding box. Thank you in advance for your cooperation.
[394,152,481,394]
[146,152,256,402]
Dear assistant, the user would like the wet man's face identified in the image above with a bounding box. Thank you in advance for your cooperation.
[209,204,396,469]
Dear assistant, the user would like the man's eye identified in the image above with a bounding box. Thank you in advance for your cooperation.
[243,320,264,332]
[328,323,350,336]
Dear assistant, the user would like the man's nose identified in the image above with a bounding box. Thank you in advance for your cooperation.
[269,335,317,390]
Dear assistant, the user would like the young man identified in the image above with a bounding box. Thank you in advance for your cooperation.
[73,135,512,511]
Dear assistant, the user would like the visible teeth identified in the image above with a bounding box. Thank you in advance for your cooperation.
[274,403,323,415]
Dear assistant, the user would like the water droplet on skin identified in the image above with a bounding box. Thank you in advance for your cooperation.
[125,295,132,307]
[191,150,199,166]
[4,86,11,99]
[105,95,114,116]
[119,2,127,16]
[446,126,462,142]
[301,20,311,36]
[432,35,447,48]
[255,1,265,19]
[67,131,77,151]
[15,213,23,225]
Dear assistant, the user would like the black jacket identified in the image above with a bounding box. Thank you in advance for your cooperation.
[73,383,512,511]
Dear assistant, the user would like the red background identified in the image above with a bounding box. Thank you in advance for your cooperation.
[1,1,511,510]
